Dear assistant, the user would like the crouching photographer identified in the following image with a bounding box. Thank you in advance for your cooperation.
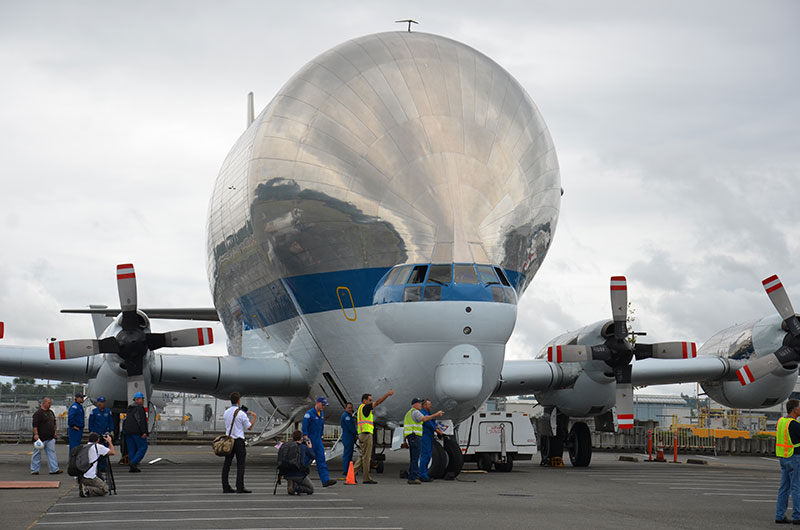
[81,433,116,497]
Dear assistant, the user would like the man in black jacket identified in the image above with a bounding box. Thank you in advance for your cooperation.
[278,430,314,495]
[122,392,148,472]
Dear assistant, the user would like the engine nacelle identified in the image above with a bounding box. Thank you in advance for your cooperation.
[536,369,615,417]
[699,313,798,408]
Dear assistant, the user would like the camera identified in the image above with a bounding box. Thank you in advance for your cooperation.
[240,405,248,413]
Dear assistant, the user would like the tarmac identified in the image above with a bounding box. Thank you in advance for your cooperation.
[0,442,791,529]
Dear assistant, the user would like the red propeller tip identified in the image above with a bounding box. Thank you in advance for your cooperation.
[682,342,697,359]
[617,414,634,429]
[0,321,4,339]
[48,341,66,360]
[762,275,782,294]
[196,328,214,346]
[546,345,562,363]
[610,276,627,290]
[736,366,754,386]
[116,263,136,280]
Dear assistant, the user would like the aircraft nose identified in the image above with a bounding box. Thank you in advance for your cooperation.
[435,344,484,402]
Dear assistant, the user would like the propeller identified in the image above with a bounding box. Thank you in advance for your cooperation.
[737,275,800,386]
[546,276,698,430]
[48,263,214,402]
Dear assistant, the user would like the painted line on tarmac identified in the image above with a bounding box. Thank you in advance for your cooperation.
[47,507,363,516]
[55,498,352,506]
[701,492,773,496]
[36,515,391,525]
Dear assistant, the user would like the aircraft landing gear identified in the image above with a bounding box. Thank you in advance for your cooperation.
[566,422,592,467]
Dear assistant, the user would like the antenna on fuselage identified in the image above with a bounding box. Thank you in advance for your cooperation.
[395,19,418,32]
[247,92,254,128]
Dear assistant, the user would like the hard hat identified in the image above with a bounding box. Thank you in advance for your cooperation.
[33,439,44,450]
[133,392,145,399]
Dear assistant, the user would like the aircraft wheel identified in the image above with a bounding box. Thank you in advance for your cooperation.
[443,435,463,477]
[375,461,384,474]
[477,453,493,471]
[429,440,448,479]
[567,422,592,467]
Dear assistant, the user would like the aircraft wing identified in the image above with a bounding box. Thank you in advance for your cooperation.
[494,356,743,397]
[0,345,308,399]
[60,307,219,321]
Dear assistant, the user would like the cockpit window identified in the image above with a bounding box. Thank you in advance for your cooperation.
[477,265,499,285]
[454,264,479,284]
[403,286,422,302]
[383,268,402,286]
[494,267,511,287]
[427,265,451,285]
[423,285,442,301]
[391,265,412,285]
[407,265,428,285]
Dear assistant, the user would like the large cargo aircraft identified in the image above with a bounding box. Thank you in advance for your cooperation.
[1,31,797,474]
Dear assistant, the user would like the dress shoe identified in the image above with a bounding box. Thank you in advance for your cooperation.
[236,489,252,493]
[363,480,378,484]
[49,470,63,475]
[420,477,433,482]
[775,518,790,524]
[323,480,337,487]
[31,471,39,475]
[129,465,141,473]
[408,479,421,484]
[222,487,235,493]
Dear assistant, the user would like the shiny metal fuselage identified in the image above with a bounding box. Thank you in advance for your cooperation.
[206,32,561,424]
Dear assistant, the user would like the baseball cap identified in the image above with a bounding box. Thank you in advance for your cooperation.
[75,392,85,398]
[316,396,328,406]
[411,398,422,405]
[96,396,106,402]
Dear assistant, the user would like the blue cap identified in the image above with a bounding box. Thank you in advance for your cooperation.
[133,392,145,399]
[96,396,106,402]
[316,396,328,406]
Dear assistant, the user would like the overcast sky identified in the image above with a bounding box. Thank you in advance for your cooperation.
[1,1,797,396]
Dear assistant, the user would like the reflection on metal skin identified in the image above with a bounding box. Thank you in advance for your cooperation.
[207,31,561,351]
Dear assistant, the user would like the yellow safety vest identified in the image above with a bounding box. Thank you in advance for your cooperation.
[357,403,374,434]
[776,417,800,457]
[403,408,423,437]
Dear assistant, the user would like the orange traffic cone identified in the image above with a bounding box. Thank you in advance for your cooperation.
[345,461,357,485]
[655,442,666,462]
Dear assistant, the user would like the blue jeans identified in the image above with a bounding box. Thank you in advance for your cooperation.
[776,454,800,520]
[418,432,433,479]
[126,434,148,465]
[407,434,421,480]
[31,438,59,473]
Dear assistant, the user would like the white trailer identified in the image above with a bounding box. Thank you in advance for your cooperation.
[457,411,538,472]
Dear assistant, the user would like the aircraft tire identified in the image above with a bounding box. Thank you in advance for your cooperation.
[443,435,463,477]
[429,440,448,479]
[568,422,592,467]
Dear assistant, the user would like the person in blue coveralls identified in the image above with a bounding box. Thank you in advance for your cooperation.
[122,392,149,472]
[340,402,357,476]
[418,398,443,482]
[302,396,336,487]
[68,392,86,452]
[88,396,115,472]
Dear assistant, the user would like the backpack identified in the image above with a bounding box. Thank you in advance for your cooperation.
[68,443,100,477]
[277,442,306,476]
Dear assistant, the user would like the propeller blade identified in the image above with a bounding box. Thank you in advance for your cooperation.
[615,382,634,430]
[149,327,214,349]
[610,276,628,339]
[736,351,786,385]
[0,321,4,339]
[48,339,100,360]
[116,263,138,313]
[127,374,147,404]
[547,344,592,363]
[762,275,800,337]
[636,341,698,360]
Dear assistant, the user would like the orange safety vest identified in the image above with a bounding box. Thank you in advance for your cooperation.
[357,403,374,434]
[776,417,800,457]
